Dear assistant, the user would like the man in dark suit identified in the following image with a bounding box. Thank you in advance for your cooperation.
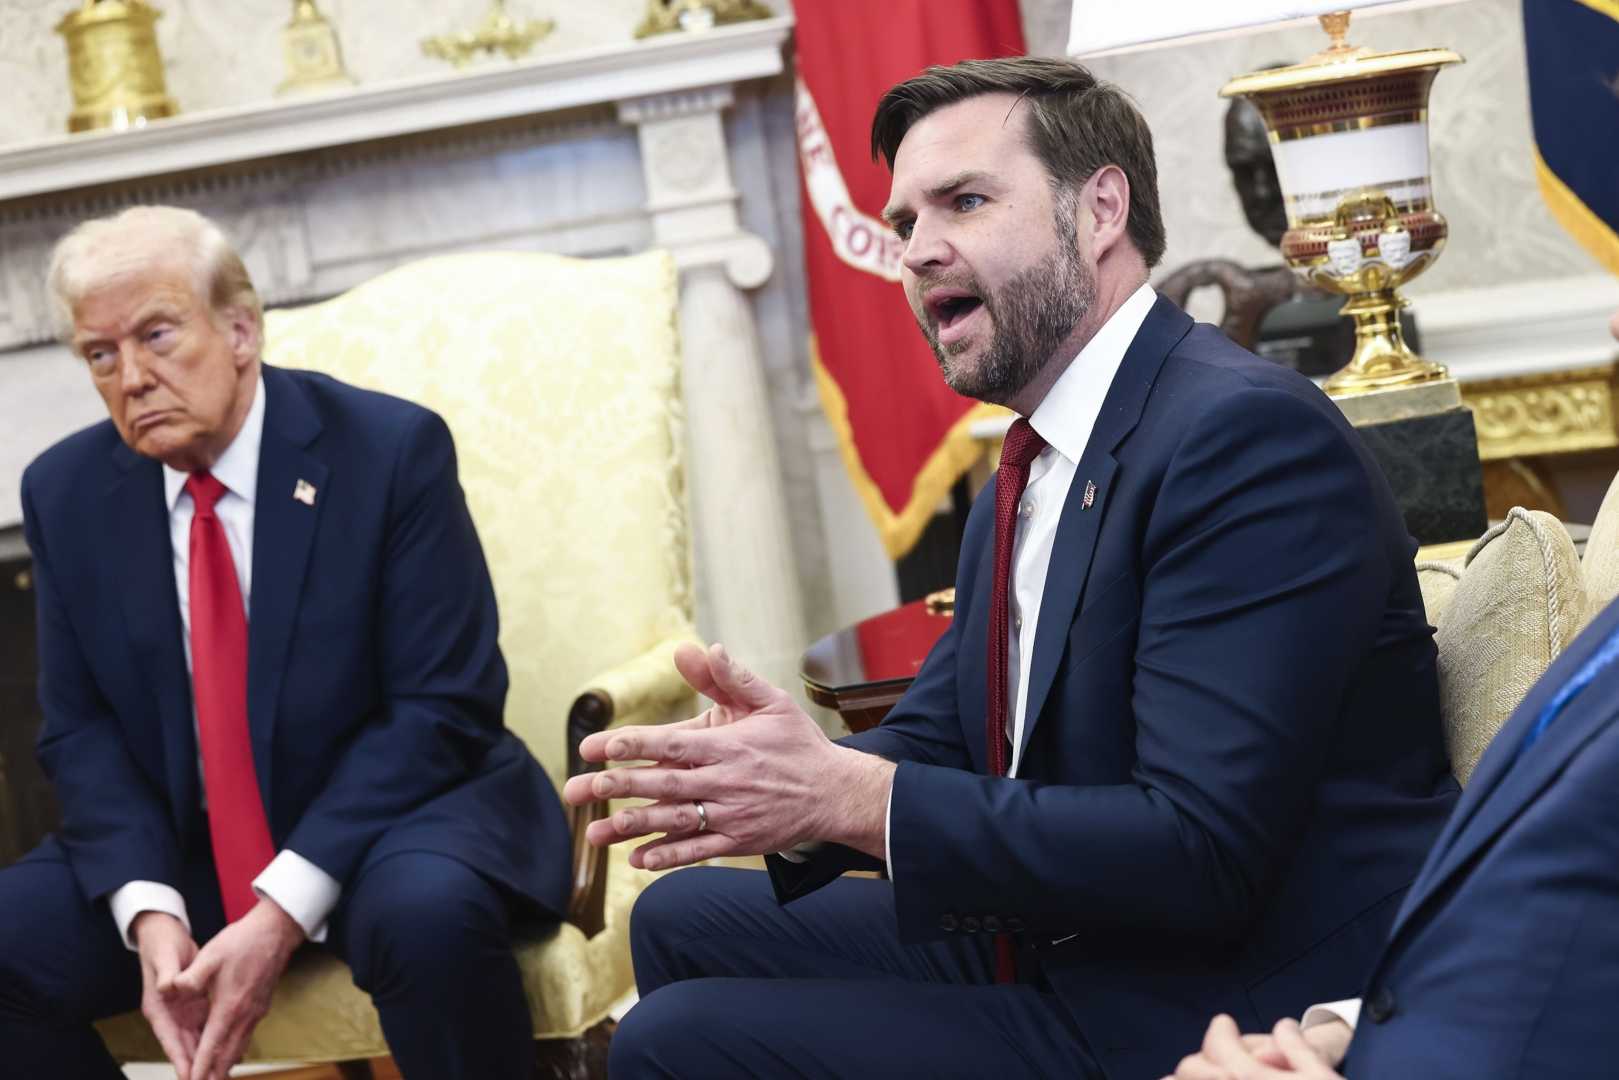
[1167,593,1619,1080]
[565,57,1457,1078]
[0,205,570,1080]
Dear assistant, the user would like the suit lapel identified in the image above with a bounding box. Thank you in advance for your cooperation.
[1386,599,1619,944]
[1016,297,1192,763]
[247,368,326,803]
[109,446,199,831]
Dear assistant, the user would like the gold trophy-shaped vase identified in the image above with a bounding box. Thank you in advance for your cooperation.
[1222,12,1461,396]
[56,0,179,133]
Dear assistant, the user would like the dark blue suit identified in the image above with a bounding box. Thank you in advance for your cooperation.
[618,298,1457,1079]
[1344,596,1619,1078]
[0,365,569,1077]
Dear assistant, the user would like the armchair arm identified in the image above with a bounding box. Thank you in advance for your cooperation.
[565,632,701,935]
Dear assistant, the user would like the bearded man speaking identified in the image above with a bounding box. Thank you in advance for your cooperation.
[567,56,1459,1079]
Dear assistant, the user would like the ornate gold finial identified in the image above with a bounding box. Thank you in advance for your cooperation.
[55,0,179,133]
[634,0,775,39]
[1319,11,1354,53]
[277,0,355,97]
[422,0,554,67]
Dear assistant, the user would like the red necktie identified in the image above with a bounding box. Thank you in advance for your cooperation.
[987,418,1047,983]
[187,471,276,922]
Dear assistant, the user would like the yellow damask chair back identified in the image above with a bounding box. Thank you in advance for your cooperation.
[98,250,699,1071]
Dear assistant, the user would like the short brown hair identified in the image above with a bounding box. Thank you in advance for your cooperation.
[871,56,1166,268]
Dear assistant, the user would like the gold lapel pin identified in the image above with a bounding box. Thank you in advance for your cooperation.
[293,479,317,506]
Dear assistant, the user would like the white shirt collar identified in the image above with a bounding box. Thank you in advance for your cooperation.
[163,371,266,511]
[1028,283,1157,464]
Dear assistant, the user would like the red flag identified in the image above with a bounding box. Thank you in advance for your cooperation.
[797,1,1026,558]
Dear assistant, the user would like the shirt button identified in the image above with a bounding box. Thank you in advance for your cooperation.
[1014,614,1023,631]
[1366,986,1396,1023]
[1019,500,1035,518]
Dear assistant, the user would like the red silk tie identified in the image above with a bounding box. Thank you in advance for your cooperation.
[186,471,276,922]
[987,418,1047,984]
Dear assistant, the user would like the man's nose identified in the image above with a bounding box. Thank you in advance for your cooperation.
[901,217,953,275]
[118,347,155,394]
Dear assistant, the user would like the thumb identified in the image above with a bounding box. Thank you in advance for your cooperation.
[707,644,777,710]
[168,950,216,996]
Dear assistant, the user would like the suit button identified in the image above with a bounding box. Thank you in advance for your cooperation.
[962,916,981,933]
[939,913,959,932]
[983,916,1002,933]
[1366,986,1396,1023]
[1006,916,1025,933]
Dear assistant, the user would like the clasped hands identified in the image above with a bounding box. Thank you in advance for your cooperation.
[1164,1013,1353,1080]
[563,642,895,869]
[133,898,304,1080]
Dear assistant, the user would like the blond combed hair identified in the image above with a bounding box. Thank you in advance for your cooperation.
[46,205,263,344]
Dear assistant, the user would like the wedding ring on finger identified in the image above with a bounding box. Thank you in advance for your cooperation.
[694,799,709,833]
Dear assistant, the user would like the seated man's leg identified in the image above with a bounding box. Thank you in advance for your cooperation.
[0,848,143,1080]
[632,866,995,993]
[612,976,1097,1079]
[327,850,533,1080]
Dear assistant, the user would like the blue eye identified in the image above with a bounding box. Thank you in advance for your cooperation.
[955,194,985,212]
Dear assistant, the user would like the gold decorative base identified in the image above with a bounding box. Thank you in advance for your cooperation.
[1323,288,1448,396]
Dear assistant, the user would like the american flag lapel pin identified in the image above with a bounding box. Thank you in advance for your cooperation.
[1081,480,1096,510]
[293,479,317,506]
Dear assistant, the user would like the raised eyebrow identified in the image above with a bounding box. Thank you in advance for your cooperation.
[882,171,996,227]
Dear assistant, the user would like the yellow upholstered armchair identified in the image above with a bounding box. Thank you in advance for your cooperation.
[97,250,700,1075]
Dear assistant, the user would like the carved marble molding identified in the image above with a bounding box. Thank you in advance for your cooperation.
[1464,365,1619,461]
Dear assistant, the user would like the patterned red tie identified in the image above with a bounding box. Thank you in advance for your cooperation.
[187,471,276,922]
[987,418,1047,983]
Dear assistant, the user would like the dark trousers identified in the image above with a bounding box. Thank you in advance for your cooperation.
[0,845,534,1080]
[613,866,1099,1079]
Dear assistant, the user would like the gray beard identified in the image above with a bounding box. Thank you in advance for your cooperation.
[921,206,1096,405]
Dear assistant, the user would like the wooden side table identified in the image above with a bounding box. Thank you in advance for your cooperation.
[801,595,953,733]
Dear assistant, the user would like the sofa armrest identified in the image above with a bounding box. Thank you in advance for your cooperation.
[565,631,701,935]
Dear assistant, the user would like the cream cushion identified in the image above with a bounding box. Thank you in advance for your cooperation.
[1415,558,1462,628]
[100,250,695,1061]
[1434,508,1587,784]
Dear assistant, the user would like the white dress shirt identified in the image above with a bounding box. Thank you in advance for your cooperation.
[1302,997,1362,1032]
[109,373,340,949]
[880,283,1159,870]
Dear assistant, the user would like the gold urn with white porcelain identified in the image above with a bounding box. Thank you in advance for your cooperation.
[1221,12,1461,396]
[56,0,178,133]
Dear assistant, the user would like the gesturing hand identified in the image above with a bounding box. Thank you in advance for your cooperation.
[134,912,206,1080]
[168,898,305,1080]
[1164,1014,1347,1080]
[561,642,895,869]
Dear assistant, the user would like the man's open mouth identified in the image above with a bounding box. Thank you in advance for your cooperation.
[927,290,984,330]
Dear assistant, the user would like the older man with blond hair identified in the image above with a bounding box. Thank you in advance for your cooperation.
[0,206,569,1080]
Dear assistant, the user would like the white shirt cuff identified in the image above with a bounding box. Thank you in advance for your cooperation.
[110,881,191,952]
[253,849,340,942]
[883,779,894,880]
[1302,997,1361,1033]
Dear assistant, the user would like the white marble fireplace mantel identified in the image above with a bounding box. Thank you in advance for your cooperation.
[0,13,813,695]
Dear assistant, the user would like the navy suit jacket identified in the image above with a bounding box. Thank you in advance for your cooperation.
[21,365,569,923]
[1346,596,1619,1079]
[769,297,1458,1077]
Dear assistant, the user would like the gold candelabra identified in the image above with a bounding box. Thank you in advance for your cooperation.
[422,0,554,67]
[634,0,774,38]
